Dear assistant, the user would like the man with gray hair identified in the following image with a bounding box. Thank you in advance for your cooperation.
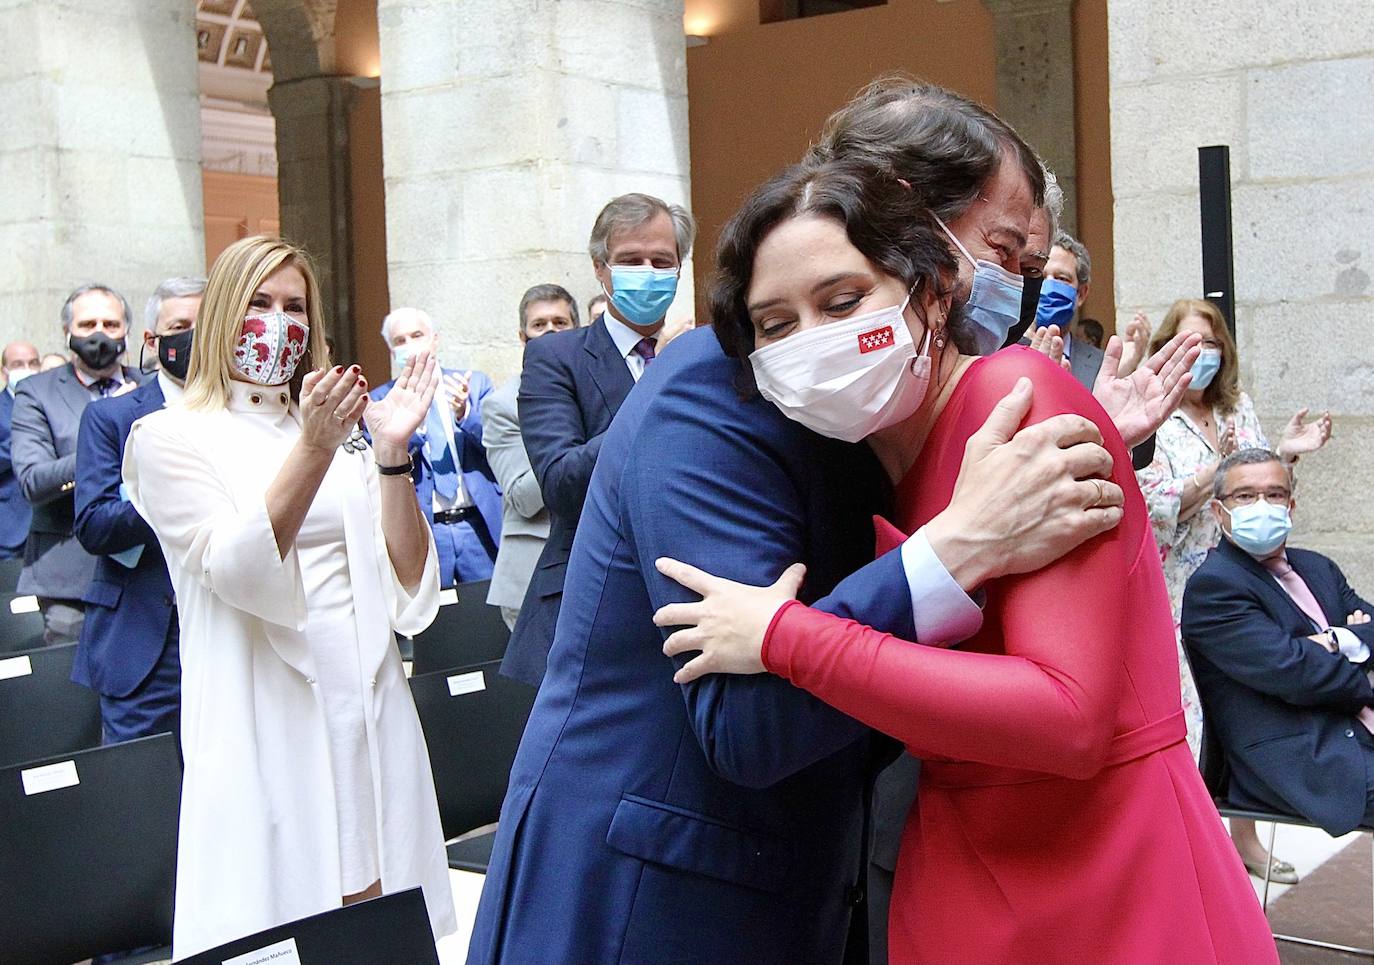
[1031,229,1103,391]
[369,306,502,588]
[501,191,696,686]
[12,283,144,644]
[73,276,204,742]
[1183,447,1374,837]
[482,284,579,628]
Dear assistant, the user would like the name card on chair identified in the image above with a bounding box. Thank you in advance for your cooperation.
[0,655,32,680]
[21,759,79,796]
[438,588,459,606]
[448,669,486,697]
[223,937,302,965]
[9,595,38,614]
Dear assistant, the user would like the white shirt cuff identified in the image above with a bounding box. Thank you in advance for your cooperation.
[901,527,984,645]
[1332,627,1370,663]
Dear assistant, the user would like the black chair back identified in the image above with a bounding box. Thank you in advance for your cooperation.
[0,732,180,965]
[0,596,47,654]
[409,659,536,840]
[411,579,511,676]
[0,556,23,594]
[0,642,101,768]
[177,887,440,965]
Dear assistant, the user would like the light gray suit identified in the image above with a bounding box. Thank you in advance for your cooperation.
[11,362,141,642]
[481,375,550,623]
[1066,335,1104,392]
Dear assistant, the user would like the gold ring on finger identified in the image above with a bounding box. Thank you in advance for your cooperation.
[1092,479,1105,508]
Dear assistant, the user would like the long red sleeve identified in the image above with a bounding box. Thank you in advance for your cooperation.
[762,349,1142,781]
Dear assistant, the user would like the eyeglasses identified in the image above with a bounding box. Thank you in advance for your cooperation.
[1218,489,1291,506]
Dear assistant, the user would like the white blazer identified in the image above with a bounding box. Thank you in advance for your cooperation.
[124,387,456,960]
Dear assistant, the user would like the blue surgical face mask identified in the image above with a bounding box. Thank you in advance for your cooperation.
[936,216,1024,356]
[606,266,679,327]
[1189,348,1222,390]
[1222,500,1292,557]
[1034,278,1077,331]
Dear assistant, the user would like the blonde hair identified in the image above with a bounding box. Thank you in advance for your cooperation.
[183,236,331,411]
[1148,297,1240,416]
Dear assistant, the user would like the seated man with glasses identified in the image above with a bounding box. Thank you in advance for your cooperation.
[1182,447,1374,835]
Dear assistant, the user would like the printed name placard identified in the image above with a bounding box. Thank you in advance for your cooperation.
[447,670,486,697]
[9,595,38,614]
[222,936,302,965]
[21,760,79,796]
[0,655,32,681]
[438,588,459,606]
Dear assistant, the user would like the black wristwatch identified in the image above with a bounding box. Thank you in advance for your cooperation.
[377,456,413,477]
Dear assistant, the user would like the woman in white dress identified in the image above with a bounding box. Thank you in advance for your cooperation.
[123,236,456,958]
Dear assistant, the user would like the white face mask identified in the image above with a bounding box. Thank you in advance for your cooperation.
[749,295,933,443]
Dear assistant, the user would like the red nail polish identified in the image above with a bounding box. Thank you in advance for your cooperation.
[350,365,360,373]
[334,365,344,374]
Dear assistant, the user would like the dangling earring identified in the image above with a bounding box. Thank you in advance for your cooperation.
[934,323,947,350]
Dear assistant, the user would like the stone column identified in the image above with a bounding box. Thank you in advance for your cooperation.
[983,0,1078,232]
[267,74,361,364]
[1,0,204,349]
[1109,0,1374,586]
[377,0,694,381]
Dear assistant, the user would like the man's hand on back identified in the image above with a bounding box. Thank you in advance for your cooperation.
[925,377,1124,593]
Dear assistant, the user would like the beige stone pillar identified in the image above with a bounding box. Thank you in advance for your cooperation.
[376,0,694,381]
[1109,0,1374,586]
[984,0,1078,232]
[267,74,362,364]
[0,0,204,350]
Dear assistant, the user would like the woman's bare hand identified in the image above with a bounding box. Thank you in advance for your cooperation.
[653,558,807,685]
[299,365,369,452]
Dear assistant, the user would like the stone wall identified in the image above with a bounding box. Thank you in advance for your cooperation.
[1,0,205,352]
[1109,0,1374,587]
[377,0,694,382]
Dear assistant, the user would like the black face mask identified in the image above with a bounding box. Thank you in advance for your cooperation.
[156,329,194,382]
[68,332,125,371]
[1002,274,1044,349]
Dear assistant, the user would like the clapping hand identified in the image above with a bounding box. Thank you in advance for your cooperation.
[1278,408,1333,460]
[300,365,370,451]
[1217,419,1238,457]
[445,370,472,421]
[1348,610,1371,626]
[365,351,439,461]
[1027,324,1070,370]
[1092,331,1202,449]
[1117,311,1152,377]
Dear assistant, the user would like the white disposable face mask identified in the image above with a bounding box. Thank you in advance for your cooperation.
[749,295,933,443]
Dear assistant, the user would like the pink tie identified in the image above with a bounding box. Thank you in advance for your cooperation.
[1264,557,1374,735]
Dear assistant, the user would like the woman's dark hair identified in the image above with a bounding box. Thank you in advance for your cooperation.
[809,76,1046,222]
[711,158,960,392]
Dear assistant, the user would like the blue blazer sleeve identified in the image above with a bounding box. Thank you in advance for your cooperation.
[623,405,915,790]
[519,336,604,519]
[1183,561,1374,712]
[74,400,155,555]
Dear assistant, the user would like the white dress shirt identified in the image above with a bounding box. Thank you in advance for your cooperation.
[603,311,659,382]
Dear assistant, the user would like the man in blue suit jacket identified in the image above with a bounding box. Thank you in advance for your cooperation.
[503,191,697,685]
[0,342,40,559]
[72,278,202,742]
[1183,447,1374,836]
[371,307,502,588]
[467,329,1116,965]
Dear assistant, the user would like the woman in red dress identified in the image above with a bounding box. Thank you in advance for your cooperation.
[656,159,1276,964]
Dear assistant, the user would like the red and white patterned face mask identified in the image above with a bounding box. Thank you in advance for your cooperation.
[233,312,309,385]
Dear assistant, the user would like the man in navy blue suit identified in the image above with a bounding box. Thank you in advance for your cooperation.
[502,191,697,686]
[466,325,1123,965]
[370,307,502,588]
[0,342,40,559]
[1184,447,1374,836]
[73,277,203,743]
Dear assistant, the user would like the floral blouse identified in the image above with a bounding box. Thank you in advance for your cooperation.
[1137,390,1268,755]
